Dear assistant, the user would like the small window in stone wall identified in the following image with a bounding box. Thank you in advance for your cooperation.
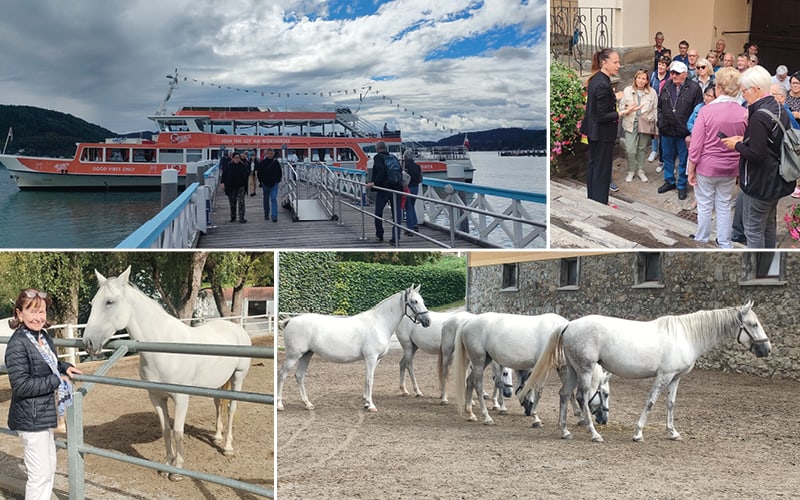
[634,252,664,288]
[501,263,519,291]
[559,257,579,289]
[741,252,786,284]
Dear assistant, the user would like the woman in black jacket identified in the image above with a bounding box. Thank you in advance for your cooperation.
[723,65,795,247]
[580,48,640,204]
[5,289,81,499]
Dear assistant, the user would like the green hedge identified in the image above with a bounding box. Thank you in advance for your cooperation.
[279,253,465,315]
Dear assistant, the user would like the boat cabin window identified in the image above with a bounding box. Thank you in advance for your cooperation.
[212,121,233,135]
[159,149,184,163]
[159,119,190,132]
[132,149,156,162]
[234,122,257,136]
[186,149,203,162]
[336,148,359,162]
[108,148,129,162]
[81,147,104,162]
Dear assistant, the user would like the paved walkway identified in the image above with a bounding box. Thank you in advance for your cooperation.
[551,154,799,248]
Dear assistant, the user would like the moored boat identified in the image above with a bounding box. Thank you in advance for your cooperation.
[1,81,474,190]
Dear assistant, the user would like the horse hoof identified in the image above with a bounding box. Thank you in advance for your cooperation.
[530,421,542,428]
[591,436,604,443]
[367,407,378,412]
[439,399,449,405]
[632,435,643,442]
[483,420,495,426]
[670,434,682,441]
[304,405,314,411]
[468,415,477,422]
[168,473,184,482]
[223,448,235,457]
[415,393,424,398]
[561,433,573,440]
[499,410,508,415]
[276,404,284,411]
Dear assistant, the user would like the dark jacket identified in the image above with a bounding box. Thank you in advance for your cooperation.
[580,72,618,142]
[736,95,796,200]
[221,158,249,196]
[657,78,703,137]
[5,326,72,432]
[371,151,396,190]
[256,156,283,187]
[404,158,422,188]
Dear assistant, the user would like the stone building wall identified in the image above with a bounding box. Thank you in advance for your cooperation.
[467,252,800,381]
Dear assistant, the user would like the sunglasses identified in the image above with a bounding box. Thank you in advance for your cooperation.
[23,290,48,299]
[697,65,707,69]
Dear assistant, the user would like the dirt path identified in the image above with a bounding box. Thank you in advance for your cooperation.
[0,335,273,500]
[277,346,800,498]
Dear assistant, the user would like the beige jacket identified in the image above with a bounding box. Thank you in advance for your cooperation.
[619,86,658,133]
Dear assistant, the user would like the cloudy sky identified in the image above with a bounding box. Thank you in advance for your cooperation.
[0,0,545,141]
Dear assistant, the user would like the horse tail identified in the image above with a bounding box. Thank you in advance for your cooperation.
[518,323,567,404]
[278,317,292,331]
[452,324,468,416]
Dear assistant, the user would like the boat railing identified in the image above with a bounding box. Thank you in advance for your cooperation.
[115,160,219,249]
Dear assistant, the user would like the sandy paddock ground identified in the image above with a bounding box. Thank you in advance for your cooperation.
[0,335,274,500]
[277,346,800,499]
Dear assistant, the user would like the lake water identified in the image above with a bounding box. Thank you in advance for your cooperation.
[0,151,546,249]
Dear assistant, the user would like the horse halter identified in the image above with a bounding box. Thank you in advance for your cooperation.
[587,389,608,417]
[403,289,429,324]
[736,315,769,354]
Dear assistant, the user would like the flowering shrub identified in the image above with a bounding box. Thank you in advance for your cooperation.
[550,61,585,170]
[784,203,800,242]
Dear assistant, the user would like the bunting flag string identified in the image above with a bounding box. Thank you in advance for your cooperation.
[177,72,469,135]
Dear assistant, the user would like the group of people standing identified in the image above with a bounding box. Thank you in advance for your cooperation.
[366,141,423,245]
[219,148,283,223]
[581,35,796,248]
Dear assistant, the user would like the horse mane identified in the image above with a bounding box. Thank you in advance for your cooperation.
[657,306,741,346]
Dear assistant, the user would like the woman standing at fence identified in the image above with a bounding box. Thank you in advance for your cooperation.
[5,289,81,500]
[581,48,641,204]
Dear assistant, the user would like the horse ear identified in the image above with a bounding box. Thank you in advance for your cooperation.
[743,300,754,313]
[95,269,107,285]
[414,283,421,293]
[119,265,132,283]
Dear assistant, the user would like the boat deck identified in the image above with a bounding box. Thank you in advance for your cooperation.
[197,188,487,249]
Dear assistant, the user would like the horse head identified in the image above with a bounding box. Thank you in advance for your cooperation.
[404,284,431,327]
[577,365,611,425]
[736,300,771,358]
[493,367,514,399]
[83,266,134,356]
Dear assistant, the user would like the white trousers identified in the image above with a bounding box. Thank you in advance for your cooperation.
[19,429,56,500]
[694,174,736,248]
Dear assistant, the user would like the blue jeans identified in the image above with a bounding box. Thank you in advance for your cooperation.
[405,185,419,230]
[262,183,279,220]
[374,190,401,242]
[660,135,688,190]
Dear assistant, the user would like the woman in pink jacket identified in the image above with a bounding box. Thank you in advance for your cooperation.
[687,67,748,247]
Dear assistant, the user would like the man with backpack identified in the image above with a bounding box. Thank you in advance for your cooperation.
[366,141,403,244]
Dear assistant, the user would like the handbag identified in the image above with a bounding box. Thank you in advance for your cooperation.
[638,115,657,135]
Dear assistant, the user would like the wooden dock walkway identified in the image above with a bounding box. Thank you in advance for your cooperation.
[197,189,486,249]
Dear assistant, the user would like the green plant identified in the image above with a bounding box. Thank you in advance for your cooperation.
[550,61,585,169]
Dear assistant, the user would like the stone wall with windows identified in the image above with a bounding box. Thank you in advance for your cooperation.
[467,252,800,380]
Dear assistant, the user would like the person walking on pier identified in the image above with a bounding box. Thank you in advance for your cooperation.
[403,149,422,234]
[257,148,283,222]
[222,152,249,223]
[366,141,403,244]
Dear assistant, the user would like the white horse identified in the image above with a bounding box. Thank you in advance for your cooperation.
[277,285,431,412]
[453,312,611,426]
[82,267,252,479]
[519,302,770,442]
[395,310,453,397]
[437,311,475,404]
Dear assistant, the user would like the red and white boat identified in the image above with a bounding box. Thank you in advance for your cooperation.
[0,80,474,190]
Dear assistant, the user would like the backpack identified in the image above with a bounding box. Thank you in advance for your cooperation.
[756,107,800,182]
[383,154,403,189]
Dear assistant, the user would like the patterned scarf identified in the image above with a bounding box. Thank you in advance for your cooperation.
[24,329,73,416]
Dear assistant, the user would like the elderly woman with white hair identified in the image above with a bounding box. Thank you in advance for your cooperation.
[722,65,795,248]
[687,68,747,247]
